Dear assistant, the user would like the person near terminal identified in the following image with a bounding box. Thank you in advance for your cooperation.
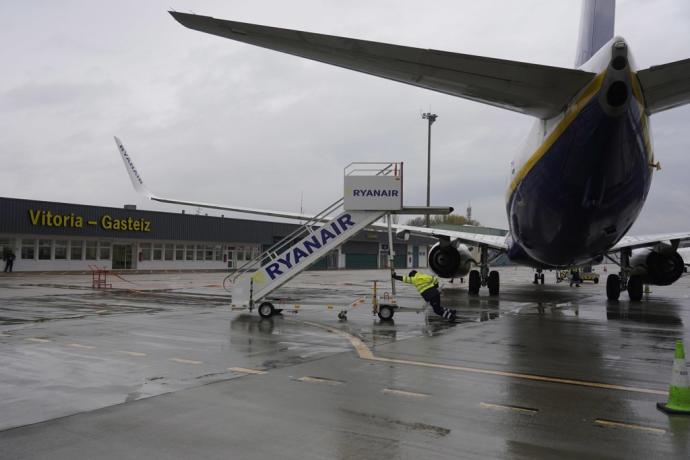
[392,270,457,321]
[569,268,581,287]
[3,250,15,273]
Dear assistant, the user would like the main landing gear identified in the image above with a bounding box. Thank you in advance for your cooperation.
[533,269,545,285]
[605,249,643,302]
[468,244,499,296]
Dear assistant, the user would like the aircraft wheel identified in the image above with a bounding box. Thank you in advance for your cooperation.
[594,277,599,284]
[488,270,500,296]
[258,302,275,318]
[627,275,643,302]
[378,305,395,321]
[468,270,481,295]
[606,274,620,301]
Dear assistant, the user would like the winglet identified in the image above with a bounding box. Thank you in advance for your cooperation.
[114,136,153,198]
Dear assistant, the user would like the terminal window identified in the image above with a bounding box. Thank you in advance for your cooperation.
[21,239,35,260]
[99,242,111,260]
[186,245,194,261]
[196,245,204,261]
[38,240,52,260]
[165,244,174,261]
[153,244,162,261]
[140,243,151,261]
[175,244,184,261]
[85,241,97,260]
[54,241,67,260]
[71,241,83,260]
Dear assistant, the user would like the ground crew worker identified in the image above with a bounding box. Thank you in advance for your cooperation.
[392,270,457,321]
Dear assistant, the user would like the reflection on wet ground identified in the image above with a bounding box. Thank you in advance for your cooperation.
[1,267,689,458]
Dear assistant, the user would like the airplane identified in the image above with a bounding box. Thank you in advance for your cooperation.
[121,0,690,302]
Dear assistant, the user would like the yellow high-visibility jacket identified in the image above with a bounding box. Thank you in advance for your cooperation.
[402,272,439,294]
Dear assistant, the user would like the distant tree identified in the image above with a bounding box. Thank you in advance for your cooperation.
[406,214,480,227]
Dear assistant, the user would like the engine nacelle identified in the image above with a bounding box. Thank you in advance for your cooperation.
[629,248,684,286]
[428,242,473,279]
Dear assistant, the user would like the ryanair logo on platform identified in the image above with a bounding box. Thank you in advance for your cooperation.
[264,213,356,280]
[351,189,399,197]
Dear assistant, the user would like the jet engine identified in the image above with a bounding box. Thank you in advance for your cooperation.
[428,241,474,279]
[629,247,685,286]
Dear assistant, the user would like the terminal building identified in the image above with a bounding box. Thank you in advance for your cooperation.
[0,197,434,272]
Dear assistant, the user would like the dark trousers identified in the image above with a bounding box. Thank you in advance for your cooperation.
[3,260,12,272]
[421,287,447,317]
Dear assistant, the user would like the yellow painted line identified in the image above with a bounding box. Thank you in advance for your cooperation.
[68,343,95,349]
[382,388,429,399]
[300,321,667,396]
[594,419,665,435]
[480,402,538,414]
[26,338,51,343]
[116,350,147,357]
[228,367,266,375]
[301,321,374,359]
[297,376,344,386]
[369,356,667,396]
[170,358,202,365]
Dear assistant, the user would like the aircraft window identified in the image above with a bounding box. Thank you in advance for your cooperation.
[21,239,35,260]
[99,242,111,260]
[153,244,162,261]
[140,243,151,261]
[85,241,97,260]
[165,244,174,261]
[54,241,68,260]
[38,240,52,260]
[70,241,83,260]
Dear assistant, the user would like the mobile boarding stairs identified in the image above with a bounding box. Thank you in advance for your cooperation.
[225,162,452,318]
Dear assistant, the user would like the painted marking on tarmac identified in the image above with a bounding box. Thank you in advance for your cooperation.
[382,388,429,399]
[170,358,203,365]
[297,376,345,386]
[26,338,51,343]
[594,419,665,434]
[116,350,147,357]
[68,343,95,349]
[301,321,374,359]
[480,402,538,414]
[228,367,266,375]
[301,321,667,396]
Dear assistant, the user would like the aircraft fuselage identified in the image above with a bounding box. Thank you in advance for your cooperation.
[505,37,653,268]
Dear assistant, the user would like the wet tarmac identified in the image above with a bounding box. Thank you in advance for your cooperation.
[0,267,689,459]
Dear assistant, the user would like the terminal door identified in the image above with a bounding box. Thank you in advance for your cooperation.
[112,244,133,269]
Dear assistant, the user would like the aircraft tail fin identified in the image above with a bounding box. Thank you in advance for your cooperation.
[114,136,153,198]
[575,0,616,67]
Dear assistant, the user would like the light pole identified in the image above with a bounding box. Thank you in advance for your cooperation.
[422,112,438,227]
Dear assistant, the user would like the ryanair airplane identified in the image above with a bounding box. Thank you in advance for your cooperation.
[122,1,690,302]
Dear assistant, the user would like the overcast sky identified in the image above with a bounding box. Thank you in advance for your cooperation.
[1,0,689,234]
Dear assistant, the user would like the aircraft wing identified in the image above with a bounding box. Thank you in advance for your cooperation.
[114,137,322,222]
[170,12,596,119]
[637,58,690,114]
[391,224,509,251]
[609,232,690,252]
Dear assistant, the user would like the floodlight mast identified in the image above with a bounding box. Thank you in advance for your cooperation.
[422,112,438,228]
